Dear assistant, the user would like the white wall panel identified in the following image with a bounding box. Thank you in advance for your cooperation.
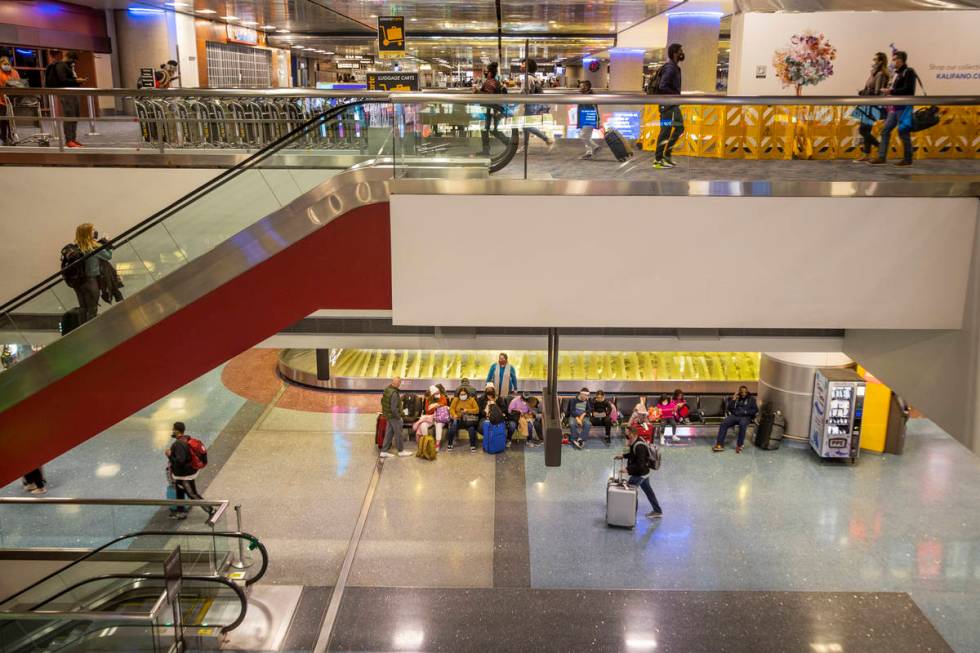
[391,195,977,329]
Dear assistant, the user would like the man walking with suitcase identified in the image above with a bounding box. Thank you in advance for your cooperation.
[616,428,663,518]
[652,43,685,169]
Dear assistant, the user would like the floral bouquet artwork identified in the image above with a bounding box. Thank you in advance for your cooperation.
[773,32,837,95]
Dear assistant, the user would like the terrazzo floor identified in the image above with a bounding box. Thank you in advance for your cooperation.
[4,348,980,651]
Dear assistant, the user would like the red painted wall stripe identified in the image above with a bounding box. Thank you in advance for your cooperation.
[0,202,392,486]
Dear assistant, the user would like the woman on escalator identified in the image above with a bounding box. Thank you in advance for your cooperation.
[69,223,113,324]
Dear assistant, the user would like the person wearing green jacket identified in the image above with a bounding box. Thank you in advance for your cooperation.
[380,377,412,458]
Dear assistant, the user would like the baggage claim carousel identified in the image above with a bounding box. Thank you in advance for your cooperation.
[277,349,760,395]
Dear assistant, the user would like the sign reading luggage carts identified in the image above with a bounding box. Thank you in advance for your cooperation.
[377,16,406,58]
[366,72,418,91]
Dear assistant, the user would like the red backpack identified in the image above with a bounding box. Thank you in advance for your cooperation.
[187,437,208,470]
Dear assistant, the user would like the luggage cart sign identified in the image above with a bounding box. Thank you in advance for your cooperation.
[366,72,419,91]
[377,16,406,58]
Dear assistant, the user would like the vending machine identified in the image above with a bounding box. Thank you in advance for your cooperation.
[809,368,866,462]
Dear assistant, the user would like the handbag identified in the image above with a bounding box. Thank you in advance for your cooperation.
[461,412,480,426]
[911,105,940,132]
[434,406,451,424]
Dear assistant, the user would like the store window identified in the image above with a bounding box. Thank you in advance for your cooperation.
[205,42,272,88]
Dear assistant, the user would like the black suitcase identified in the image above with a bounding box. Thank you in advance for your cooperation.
[753,411,784,450]
[604,128,633,162]
[60,307,82,336]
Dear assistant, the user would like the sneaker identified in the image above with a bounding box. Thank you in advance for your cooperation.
[379,451,394,458]
[30,486,47,495]
[447,444,454,451]
[605,436,611,445]
[580,151,593,160]
[854,155,870,163]
[573,439,585,450]
[546,138,556,151]
[397,450,413,457]
[867,157,886,165]
[662,157,676,167]
[66,140,82,148]
[470,446,477,452]
[671,434,681,443]
[505,441,512,449]
[652,159,669,169]
[735,446,743,454]
[22,483,37,492]
[646,510,663,518]
[894,160,913,167]
[712,444,725,452]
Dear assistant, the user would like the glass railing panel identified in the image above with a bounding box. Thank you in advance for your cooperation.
[0,612,162,653]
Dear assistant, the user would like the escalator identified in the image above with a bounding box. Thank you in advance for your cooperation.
[0,530,268,652]
[0,99,514,485]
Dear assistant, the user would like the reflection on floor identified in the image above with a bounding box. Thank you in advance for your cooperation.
[6,348,980,651]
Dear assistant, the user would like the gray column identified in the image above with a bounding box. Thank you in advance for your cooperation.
[665,12,722,93]
[758,353,853,437]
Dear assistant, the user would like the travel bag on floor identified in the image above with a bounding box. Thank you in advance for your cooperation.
[416,434,437,460]
[606,460,637,528]
[375,413,387,449]
[483,421,507,454]
[604,128,633,162]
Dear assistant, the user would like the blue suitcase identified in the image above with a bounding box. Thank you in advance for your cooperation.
[483,421,507,454]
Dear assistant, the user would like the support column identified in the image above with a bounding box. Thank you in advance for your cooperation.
[113,9,178,89]
[544,328,562,467]
[758,353,853,437]
[315,349,331,381]
[607,48,645,92]
[665,12,722,93]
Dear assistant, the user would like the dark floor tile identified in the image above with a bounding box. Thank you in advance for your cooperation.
[327,587,951,653]
[493,441,531,588]
[280,586,333,652]
[197,400,266,493]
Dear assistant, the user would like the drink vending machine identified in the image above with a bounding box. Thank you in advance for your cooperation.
[808,368,866,462]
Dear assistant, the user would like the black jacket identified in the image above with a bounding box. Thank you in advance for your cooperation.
[478,394,508,423]
[657,60,682,95]
[168,437,195,477]
[726,395,758,419]
[47,61,80,88]
[589,399,613,420]
[889,65,918,97]
[625,439,653,476]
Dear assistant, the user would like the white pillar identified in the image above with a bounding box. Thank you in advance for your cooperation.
[607,48,645,92]
[665,12,722,93]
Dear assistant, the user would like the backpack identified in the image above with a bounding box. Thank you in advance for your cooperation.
[646,65,666,95]
[416,434,437,460]
[60,243,86,289]
[187,437,209,470]
[628,439,661,475]
[487,401,505,425]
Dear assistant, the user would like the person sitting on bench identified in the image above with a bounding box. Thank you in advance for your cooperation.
[712,386,758,454]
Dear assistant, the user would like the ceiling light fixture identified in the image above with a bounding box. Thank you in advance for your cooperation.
[222,15,239,20]
[278,28,290,33]
[262,24,276,29]
[196,8,216,14]
[242,20,257,25]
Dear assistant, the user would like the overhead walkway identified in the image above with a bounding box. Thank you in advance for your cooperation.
[0,92,979,484]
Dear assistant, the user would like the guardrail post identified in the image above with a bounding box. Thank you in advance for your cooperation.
[86,95,100,136]
[48,94,63,151]
[232,504,246,570]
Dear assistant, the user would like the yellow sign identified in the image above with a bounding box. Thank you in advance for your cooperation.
[378,16,406,59]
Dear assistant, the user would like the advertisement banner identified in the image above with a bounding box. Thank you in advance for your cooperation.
[227,24,258,45]
[377,16,406,59]
[366,72,419,91]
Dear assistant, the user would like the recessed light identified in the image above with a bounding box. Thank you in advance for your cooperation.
[262,24,276,29]
[242,20,257,25]
[410,17,418,21]
[278,28,290,33]
[165,1,190,6]
[324,51,335,55]
[369,14,377,18]
[222,15,239,20]
[196,8,216,14]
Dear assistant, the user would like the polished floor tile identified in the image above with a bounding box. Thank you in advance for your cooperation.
[327,586,950,652]
[348,449,496,588]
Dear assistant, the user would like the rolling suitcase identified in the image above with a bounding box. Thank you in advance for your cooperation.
[375,413,387,449]
[606,459,637,529]
[604,128,633,162]
[483,421,507,454]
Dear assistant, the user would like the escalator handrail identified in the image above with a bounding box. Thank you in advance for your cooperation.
[0,530,267,608]
[0,99,387,316]
[20,573,248,634]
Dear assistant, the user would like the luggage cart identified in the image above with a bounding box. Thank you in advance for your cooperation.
[2,80,51,146]
[203,99,231,147]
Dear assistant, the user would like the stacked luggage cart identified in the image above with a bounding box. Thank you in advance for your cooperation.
[133,95,384,149]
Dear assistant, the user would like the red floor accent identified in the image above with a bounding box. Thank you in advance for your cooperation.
[0,203,392,486]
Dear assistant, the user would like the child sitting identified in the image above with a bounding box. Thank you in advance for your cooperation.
[629,400,654,442]
[655,394,680,444]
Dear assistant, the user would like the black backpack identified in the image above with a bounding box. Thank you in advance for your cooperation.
[628,439,661,476]
[646,65,666,95]
[60,243,86,289]
[487,401,505,424]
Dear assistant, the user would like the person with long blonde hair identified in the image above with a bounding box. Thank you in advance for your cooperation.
[70,222,112,324]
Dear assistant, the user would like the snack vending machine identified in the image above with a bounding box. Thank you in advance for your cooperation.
[809,368,866,462]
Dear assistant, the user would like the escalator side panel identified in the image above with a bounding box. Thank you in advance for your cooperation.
[0,202,392,485]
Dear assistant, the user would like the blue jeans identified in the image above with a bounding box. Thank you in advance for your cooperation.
[628,475,662,513]
[449,419,477,446]
[715,415,751,447]
[879,110,912,163]
[569,416,591,442]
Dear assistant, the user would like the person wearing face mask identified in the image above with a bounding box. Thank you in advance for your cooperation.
[450,386,480,451]
[567,388,592,450]
[0,57,21,146]
[478,382,511,451]
[652,43,685,169]
[486,352,518,398]
[852,52,890,162]
[577,80,599,159]
[869,50,919,167]
[713,385,759,453]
